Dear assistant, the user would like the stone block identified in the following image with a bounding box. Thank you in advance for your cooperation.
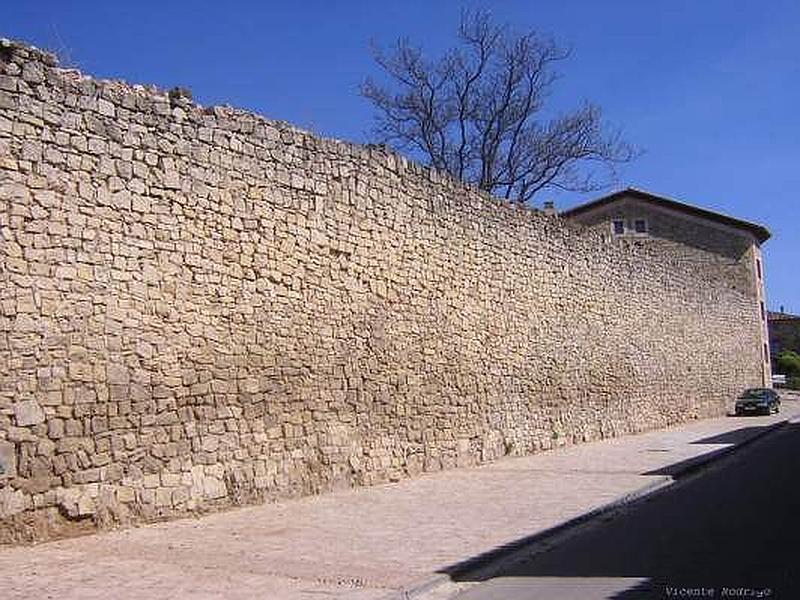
[13,399,45,426]
[161,472,181,487]
[97,98,115,117]
[117,486,136,503]
[163,171,180,189]
[201,436,219,452]
[0,488,30,518]
[21,62,44,84]
[0,441,16,479]
[76,494,95,516]
[203,476,227,499]
[155,488,173,507]
[106,364,129,385]
[172,487,190,505]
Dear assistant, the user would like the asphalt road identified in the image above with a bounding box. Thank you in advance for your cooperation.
[454,420,800,600]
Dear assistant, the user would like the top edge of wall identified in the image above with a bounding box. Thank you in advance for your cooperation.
[1,37,589,222]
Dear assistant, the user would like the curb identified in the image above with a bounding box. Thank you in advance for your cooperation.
[397,416,791,600]
[661,416,789,480]
[396,477,673,600]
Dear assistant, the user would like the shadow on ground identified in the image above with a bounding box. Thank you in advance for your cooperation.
[643,424,773,477]
[437,423,798,599]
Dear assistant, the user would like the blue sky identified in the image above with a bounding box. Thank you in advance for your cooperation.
[4,1,799,310]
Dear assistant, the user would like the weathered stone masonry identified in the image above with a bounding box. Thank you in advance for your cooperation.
[0,41,764,541]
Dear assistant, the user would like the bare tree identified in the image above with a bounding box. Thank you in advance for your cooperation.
[361,10,637,203]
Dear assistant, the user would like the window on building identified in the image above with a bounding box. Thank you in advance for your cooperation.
[760,301,766,321]
[612,219,625,235]
[763,343,770,364]
[756,258,762,280]
[633,218,648,234]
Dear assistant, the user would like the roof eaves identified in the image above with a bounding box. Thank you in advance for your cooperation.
[560,187,771,243]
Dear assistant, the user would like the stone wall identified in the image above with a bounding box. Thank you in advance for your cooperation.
[0,40,764,542]
[567,195,771,385]
[567,196,759,294]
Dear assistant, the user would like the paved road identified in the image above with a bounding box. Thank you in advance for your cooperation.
[455,419,800,600]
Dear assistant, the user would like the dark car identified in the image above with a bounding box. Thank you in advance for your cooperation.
[735,388,781,416]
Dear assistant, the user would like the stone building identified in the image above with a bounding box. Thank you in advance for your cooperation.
[562,187,772,385]
[768,310,800,363]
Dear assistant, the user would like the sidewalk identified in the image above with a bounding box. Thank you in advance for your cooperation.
[2,398,798,600]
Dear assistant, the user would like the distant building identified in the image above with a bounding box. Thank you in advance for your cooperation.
[562,187,772,385]
[768,310,800,368]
